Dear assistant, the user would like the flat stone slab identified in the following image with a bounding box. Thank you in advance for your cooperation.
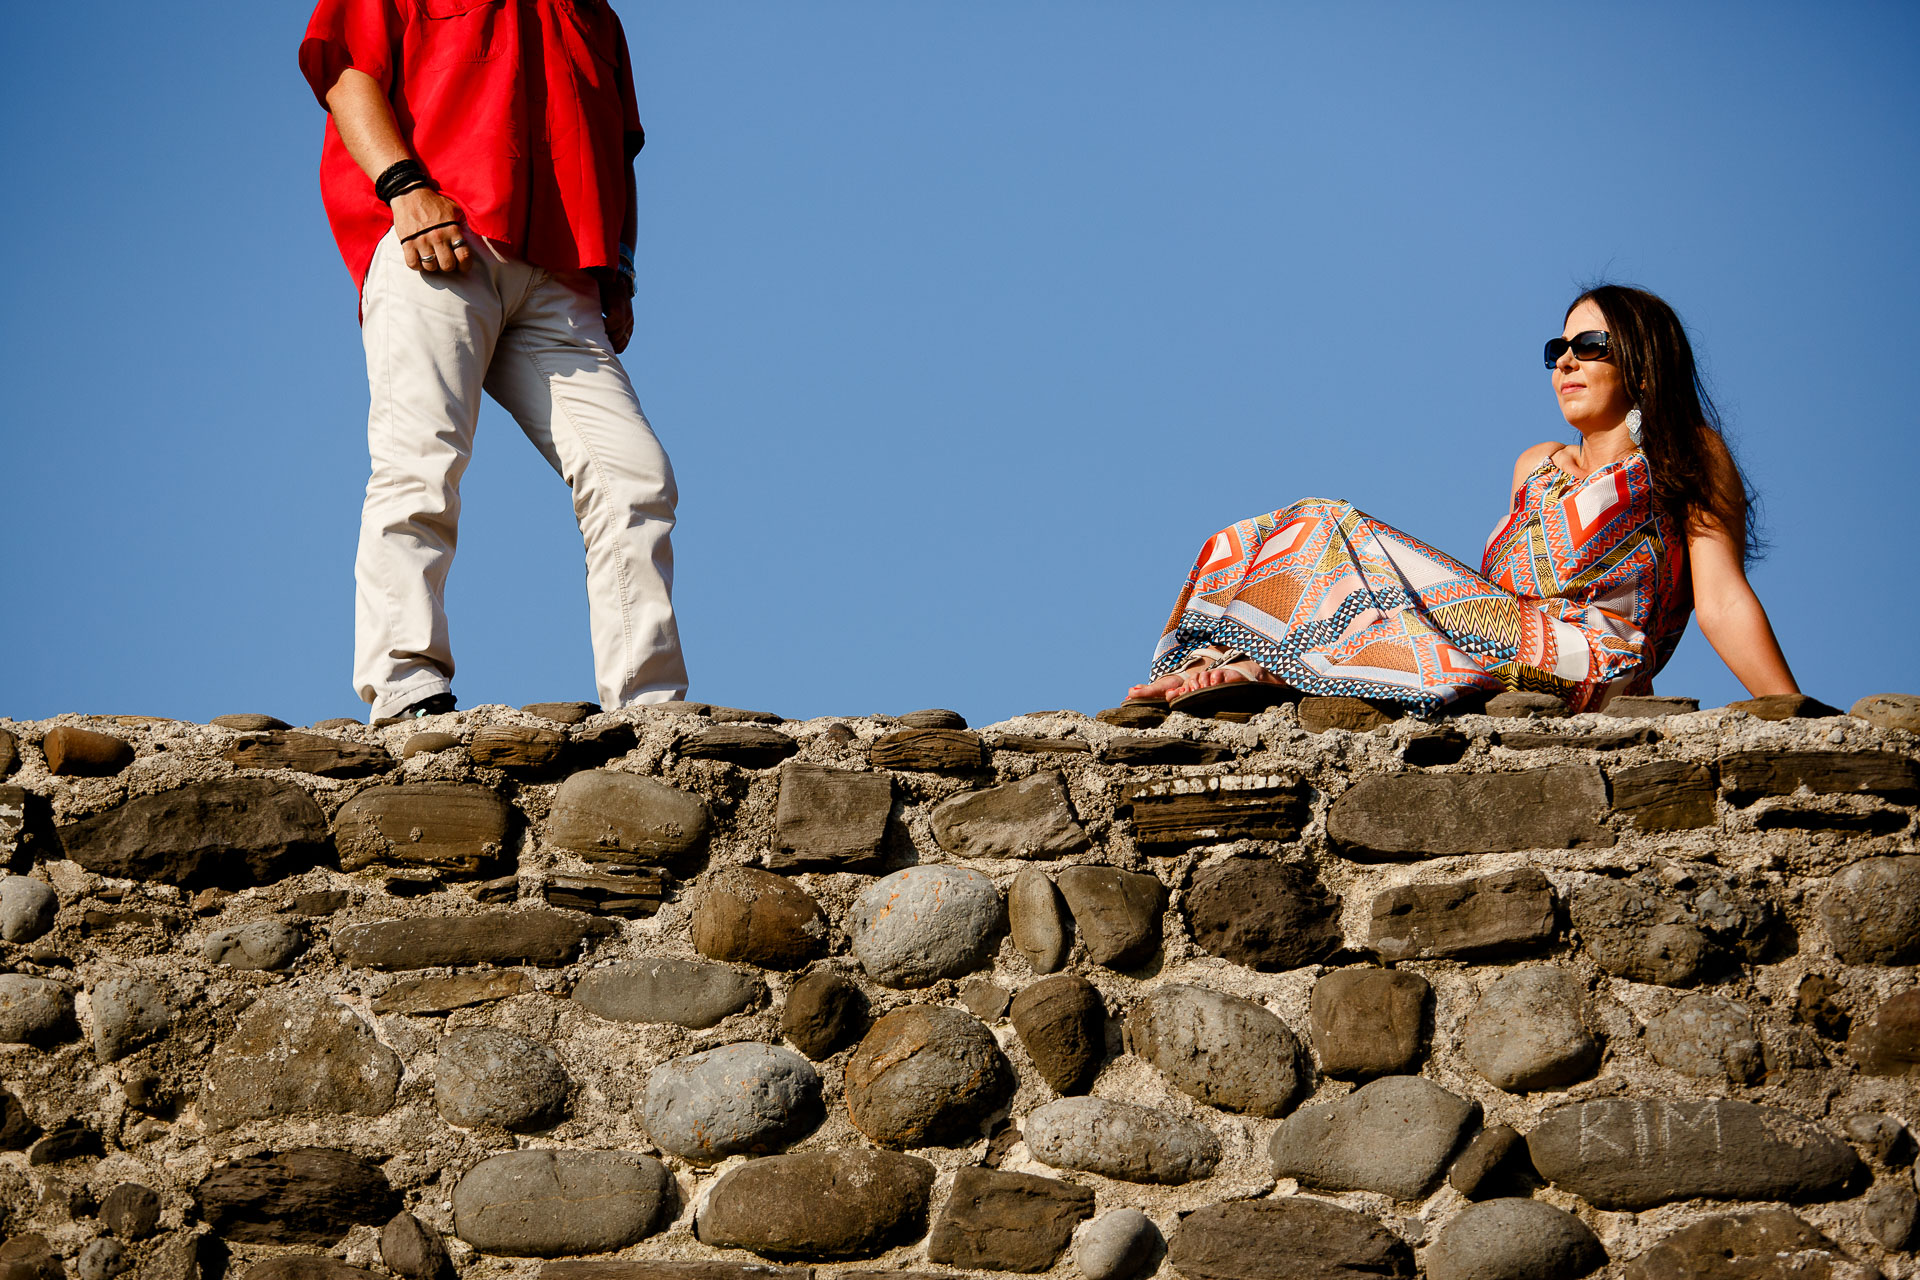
[543,1267,811,1280]
[1299,695,1397,733]
[867,728,986,771]
[1496,726,1655,750]
[1185,858,1340,971]
[196,1148,399,1246]
[1100,737,1233,766]
[1720,749,1918,801]
[522,701,600,724]
[333,910,612,969]
[1852,693,1920,733]
[1368,867,1558,961]
[1423,1198,1604,1280]
[468,724,567,771]
[1850,991,1920,1077]
[452,1150,668,1257]
[695,1149,935,1259]
[642,1042,821,1162]
[1024,1097,1220,1185]
[1123,773,1308,848]
[1621,1211,1867,1280]
[547,771,710,863]
[1608,760,1718,831]
[224,731,393,778]
[771,764,891,871]
[1309,968,1431,1080]
[846,1005,1012,1146]
[202,992,401,1129]
[545,871,665,917]
[1126,983,1307,1117]
[677,725,799,768]
[333,783,510,875]
[572,959,763,1028]
[372,971,531,1014]
[1601,695,1699,717]
[929,771,1088,860]
[1167,1199,1414,1280]
[1328,766,1614,857]
[1527,1099,1862,1209]
[926,1167,1093,1272]
[1268,1075,1478,1199]
[58,779,331,887]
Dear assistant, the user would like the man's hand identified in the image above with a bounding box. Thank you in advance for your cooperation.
[393,188,473,273]
[600,274,634,353]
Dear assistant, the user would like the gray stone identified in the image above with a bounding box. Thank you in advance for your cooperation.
[434,1027,570,1130]
[332,784,510,875]
[1074,1209,1160,1280]
[1646,994,1762,1082]
[468,724,567,770]
[224,731,392,778]
[929,771,1088,860]
[1569,880,1709,986]
[542,1267,810,1280]
[1727,694,1842,720]
[678,725,799,768]
[202,992,402,1129]
[711,706,784,724]
[1462,967,1598,1092]
[771,764,892,871]
[1269,1075,1479,1199]
[200,919,308,970]
[1009,869,1069,973]
[101,1183,161,1239]
[57,778,331,887]
[1024,1098,1220,1185]
[76,1241,127,1280]
[523,701,600,724]
[1527,1099,1862,1210]
[927,1167,1093,1271]
[642,1042,821,1162]
[572,959,763,1028]
[1620,1211,1869,1280]
[1056,865,1163,969]
[334,909,612,969]
[1368,867,1558,961]
[0,876,56,943]
[196,1147,399,1246]
[88,975,168,1062]
[1123,773,1309,849]
[1447,1124,1528,1200]
[1602,696,1699,717]
[1185,858,1339,971]
[1852,693,1920,733]
[373,971,531,1015]
[402,731,462,758]
[1608,761,1717,830]
[1011,974,1106,1094]
[0,975,73,1044]
[1167,1199,1414,1280]
[212,713,290,731]
[1423,1198,1604,1280]
[1096,703,1168,729]
[1849,991,1920,1077]
[1309,968,1431,1080]
[692,867,827,970]
[868,727,986,771]
[1484,691,1571,718]
[779,969,868,1059]
[962,979,1012,1021]
[382,1212,451,1280]
[696,1148,935,1259]
[845,1005,1013,1146]
[1864,1181,1919,1250]
[1126,983,1307,1117]
[1844,1112,1913,1165]
[452,1150,669,1257]
[849,865,1002,987]
[1816,856,1920,964]
[1499,725,1658,751]
[1721,749,1918,801]
[547,770,710,862]
[43,726,135,775]
[1328,766,1614,857]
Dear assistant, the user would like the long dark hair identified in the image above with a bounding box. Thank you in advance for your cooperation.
[1568,284,1762,563]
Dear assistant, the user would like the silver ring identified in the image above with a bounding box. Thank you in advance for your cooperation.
[449,239,468,250]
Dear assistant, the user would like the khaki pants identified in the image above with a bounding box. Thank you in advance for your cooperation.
[352,231,686,719]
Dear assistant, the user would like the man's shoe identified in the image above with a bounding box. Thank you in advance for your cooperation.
[373,692,457,726]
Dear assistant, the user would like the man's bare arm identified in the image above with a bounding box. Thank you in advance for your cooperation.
[324,68,473,273]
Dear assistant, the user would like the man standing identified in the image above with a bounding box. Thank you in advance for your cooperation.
[300,0,686,722]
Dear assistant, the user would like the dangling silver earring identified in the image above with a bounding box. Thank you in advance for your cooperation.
[1625,406,1644,447]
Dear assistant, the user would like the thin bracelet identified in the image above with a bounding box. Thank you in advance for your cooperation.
[400,220,462,244]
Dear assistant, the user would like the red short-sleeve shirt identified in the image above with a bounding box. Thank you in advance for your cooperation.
[300,0,643,295]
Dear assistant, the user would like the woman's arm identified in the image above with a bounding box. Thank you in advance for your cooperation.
[1687,521,1800,696]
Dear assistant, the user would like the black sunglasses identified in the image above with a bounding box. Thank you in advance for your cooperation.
[1545,330,1611,368]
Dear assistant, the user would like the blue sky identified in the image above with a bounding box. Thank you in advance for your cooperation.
[3,2,1915,725]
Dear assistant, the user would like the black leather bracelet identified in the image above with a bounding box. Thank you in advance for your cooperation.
[374,158,435,204]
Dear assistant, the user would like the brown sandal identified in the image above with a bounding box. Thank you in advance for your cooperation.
[1166,651,1296,716]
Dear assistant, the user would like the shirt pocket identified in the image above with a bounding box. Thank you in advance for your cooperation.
[553,0,619,69]
[417,0,504,63]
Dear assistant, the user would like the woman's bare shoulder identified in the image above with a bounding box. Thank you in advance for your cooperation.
[1511,441,1564,493]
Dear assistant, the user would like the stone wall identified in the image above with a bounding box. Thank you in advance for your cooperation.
[1,689,1918,1280]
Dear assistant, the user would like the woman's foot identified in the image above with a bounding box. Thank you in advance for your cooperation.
[1125,647,1229,704]
[1167,656,1295,716]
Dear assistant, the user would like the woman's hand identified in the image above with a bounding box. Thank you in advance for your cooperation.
[392,188,473,273]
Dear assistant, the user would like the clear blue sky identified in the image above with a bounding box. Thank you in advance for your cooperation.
[3,2,1915,725]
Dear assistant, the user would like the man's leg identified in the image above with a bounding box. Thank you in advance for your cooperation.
[482,268,687,707]
[351,232,508,719]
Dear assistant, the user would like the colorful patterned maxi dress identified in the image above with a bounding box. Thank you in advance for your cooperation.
[1149,455,1693,713]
